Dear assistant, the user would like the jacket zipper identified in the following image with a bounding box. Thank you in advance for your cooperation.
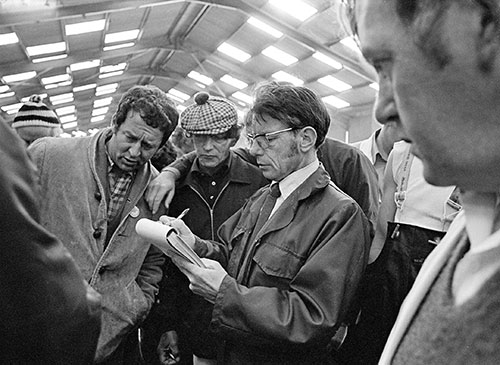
[188,181,230,241]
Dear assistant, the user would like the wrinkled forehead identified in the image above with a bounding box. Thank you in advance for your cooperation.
[247,113,288,134]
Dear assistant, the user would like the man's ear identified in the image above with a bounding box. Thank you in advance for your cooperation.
[477,6,500,73]
[299,127,317,151]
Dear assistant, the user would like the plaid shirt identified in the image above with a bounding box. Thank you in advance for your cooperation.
[107,160,134,223]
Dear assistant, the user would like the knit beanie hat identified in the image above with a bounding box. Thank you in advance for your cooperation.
[180,92,238,135]
[11,95,60,129]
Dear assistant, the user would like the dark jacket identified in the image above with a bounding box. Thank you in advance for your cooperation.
[195,166,371,364]
[28,128,165,362]
[153,151,268,358]
[0,121,101,364]
[172,138,379,234]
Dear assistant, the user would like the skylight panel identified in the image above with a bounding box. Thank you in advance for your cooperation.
[103,42,135,52]
[44,80,72,89]
[49,93,74,105]
[96,83,118,91]
[2,71,37,83]
[73,83,97,92]
[340,37,361,53]
[94,97,113,108]
[261,46,297,66]
[318,75,352,92]
[92,107,109,116]
[60,114,76,124]
[312,52,343,70]
[95,83,118,96]
[41,73,71,86]
[100,63,127,74]
[1,102,23,114]
[188,71,213,86]
[50,93,73,102]
[51,97,74,106]
[323,95,350,109]
[62,121,78,129]
[217,42,251,62]
[168,88,190,101]
[247,17,282,38]
[26,42,66,57]
[69,59,100,72]
[55,105,75,116]
[220,74,248,89]
[66,19,106,36]
[232,91,252,104]
[269,0,317,21]
[91,115,106,123]
[32,54,68,64]
[0,91,15,99]
[98,71,123,79]
[0,32,19,46]
[104,29,140,44]
[271,71,304,86]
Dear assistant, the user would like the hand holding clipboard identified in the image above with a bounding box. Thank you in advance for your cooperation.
[135,211,205,268]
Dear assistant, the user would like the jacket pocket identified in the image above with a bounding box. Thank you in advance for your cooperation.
[253,242,305,280]
[124,279,149,324]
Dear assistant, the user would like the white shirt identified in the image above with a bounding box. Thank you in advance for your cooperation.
[270,159,320,217]
[454,190,500,304]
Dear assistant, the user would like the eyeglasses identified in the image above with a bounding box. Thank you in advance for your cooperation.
[246,127,295,149]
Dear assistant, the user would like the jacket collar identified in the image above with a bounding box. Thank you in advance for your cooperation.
[254,165,331,240]
[180,150,257,188]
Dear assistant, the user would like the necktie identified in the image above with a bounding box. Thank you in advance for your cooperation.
[250,183,281,242]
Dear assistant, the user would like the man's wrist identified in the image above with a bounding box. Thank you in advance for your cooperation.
[160,166,181,180]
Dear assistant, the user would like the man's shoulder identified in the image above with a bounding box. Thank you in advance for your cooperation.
[230,151,268,184]
[322,137,369,157]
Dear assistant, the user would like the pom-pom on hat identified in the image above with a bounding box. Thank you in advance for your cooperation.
[11,95,61,129]
[180,92,238,135]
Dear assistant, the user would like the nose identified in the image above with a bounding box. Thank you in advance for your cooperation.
[374,77,399,126]
[202,138,214,150]
[248,139,262,157]
[129,141,142,157]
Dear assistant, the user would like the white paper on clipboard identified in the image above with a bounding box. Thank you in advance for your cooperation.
[135,218,206,268]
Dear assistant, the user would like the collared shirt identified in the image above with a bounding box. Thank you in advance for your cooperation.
[105,142,135,224]
[453,190,500,304]
[353,129,387,194]
[270,158,320,217]
[462,190,500,253]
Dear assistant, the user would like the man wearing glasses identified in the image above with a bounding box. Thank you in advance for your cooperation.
[161,82,371,364]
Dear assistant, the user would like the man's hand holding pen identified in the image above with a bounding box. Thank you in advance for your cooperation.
[159,210,196,248]
[159,211,228,304]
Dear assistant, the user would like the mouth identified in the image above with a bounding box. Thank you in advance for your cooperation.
[122,157,138,167]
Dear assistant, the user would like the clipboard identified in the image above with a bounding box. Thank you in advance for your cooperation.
[135,218,206,268]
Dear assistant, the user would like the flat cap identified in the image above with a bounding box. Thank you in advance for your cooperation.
[181,92,238,135]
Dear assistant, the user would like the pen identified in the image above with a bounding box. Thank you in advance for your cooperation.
[176,208,190,220]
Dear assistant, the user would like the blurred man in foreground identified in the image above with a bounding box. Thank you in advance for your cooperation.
[0,119,101,363]
[347,0,500,363]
